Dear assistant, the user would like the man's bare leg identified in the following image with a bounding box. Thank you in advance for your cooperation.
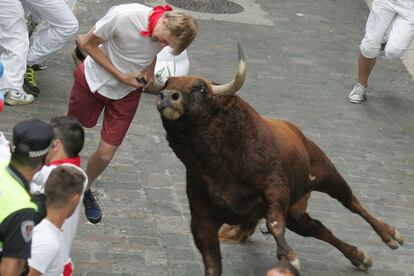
[358,52,376,87]
[86,139,118,188]
[83,139,118,223]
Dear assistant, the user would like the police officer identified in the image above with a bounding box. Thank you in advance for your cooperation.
[0,118,53,276]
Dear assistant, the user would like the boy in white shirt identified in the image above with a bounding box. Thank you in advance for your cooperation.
[28,165,85,276]
[30,116,88,275]
[67,3,198,224]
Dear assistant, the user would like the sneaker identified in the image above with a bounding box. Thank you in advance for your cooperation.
[83,189,102,224]
[33,64,47,71]
[23,65,40,97]
[4,89,35,106]
[348,83,367,104]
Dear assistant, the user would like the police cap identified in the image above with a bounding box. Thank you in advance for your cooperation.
[13,118,54,158]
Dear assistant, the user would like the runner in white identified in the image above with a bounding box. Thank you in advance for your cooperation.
[22,0,79,97]
[28,166,84,276]
[348,0,414,103]
[0,0,34,105]
[30,116,87,276]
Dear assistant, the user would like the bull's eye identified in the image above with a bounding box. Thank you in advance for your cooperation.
[160,93,164,100]
[171,92,180,101]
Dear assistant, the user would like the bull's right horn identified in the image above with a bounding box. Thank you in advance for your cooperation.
[211,43,246,96]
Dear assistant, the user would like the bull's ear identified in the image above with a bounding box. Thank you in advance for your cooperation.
[191,79,207,94]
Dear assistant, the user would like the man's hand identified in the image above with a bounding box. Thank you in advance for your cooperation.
[120,71,148,89]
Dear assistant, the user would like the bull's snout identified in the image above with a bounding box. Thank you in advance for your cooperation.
[157,90,185,120]
[157,90,182,110]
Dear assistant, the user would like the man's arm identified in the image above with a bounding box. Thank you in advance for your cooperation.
[142,57,166,95]
[80,28,145,89]
[0,257,26,276]
[0,210,35,275]
[143,57,157,81]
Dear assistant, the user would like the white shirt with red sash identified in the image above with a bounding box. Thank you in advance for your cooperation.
[30,156,88,276]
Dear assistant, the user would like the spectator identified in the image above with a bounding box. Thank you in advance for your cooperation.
[27,166,84,276]
[0,118,54,275]
[67,3,197,224]
[348,0,414,104]
[30,116,87,276]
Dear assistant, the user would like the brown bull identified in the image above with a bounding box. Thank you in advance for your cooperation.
[155,44,404,276]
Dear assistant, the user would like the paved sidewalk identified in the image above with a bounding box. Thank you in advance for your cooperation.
[1,0,413,275]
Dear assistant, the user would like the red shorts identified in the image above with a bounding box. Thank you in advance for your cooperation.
[67,63,142,146]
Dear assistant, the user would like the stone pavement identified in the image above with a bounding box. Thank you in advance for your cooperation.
[1,0,414,275]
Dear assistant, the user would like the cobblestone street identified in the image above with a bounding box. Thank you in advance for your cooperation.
[1,0,413,275]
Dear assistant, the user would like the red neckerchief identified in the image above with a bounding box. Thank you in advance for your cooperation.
[48,156,81,167]
[140,5,172,37]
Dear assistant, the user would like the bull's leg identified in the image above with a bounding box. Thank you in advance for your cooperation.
[307,141,404,249]
[191,216,223,276]
[266,209,300,270]
[312,171,404,249]
[187,174,223,276]
[264,181,300,270]
[287,212,373,271]
[218,222,257,243]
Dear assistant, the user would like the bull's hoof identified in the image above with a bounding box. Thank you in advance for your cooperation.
[277,251,301,272]
[386,229,404,250]
[354,251,373,272]
[289,256,301,271]
[205,268,221,276]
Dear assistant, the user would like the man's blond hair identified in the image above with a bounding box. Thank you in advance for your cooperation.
[163,11,198,55]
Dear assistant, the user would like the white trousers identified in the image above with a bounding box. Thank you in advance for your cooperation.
[23,0,79,65]
[361,0,414,59]
[0,0,29,92]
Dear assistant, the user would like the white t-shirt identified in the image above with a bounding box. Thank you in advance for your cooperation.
[28,219,65,276]
[31,164,88,265]
[84,3,162,100]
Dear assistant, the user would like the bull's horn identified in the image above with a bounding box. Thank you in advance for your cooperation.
[211,43,246,96]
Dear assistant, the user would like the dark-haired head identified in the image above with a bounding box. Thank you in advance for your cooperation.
[50,116,84,158]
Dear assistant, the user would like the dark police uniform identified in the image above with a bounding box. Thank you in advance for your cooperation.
[0,162,37,261]
[0,119,53,262]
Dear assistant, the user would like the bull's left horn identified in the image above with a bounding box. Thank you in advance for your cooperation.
[211,42,246,96]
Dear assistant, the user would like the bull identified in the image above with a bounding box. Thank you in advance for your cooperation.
[155,44,404,275]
